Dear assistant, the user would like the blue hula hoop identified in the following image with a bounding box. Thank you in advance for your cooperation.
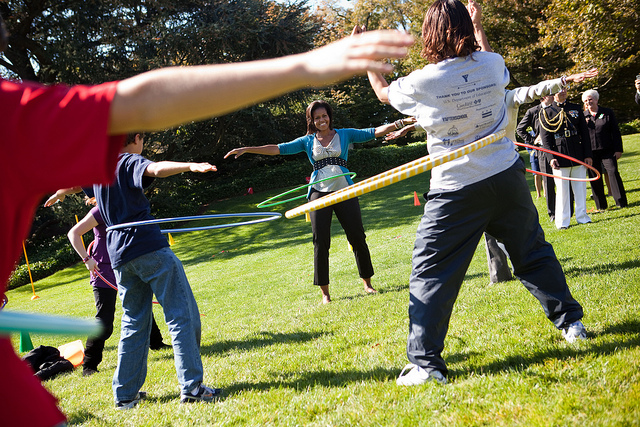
[106,212,282,234]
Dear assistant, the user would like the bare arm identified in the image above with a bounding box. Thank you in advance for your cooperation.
[374,117,417,138]
[348,26,394,104]
[68,212,99,275]
[566,68,598,83]
[108,31,414,134]
[468,0,492,52]
[144,162,217,178]
[44,187,83,207]
[367,71,391,104]
[385,124,418,141]
[224,145,281,159]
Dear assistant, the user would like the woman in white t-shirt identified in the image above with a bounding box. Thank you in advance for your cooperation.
[363,0,587,386]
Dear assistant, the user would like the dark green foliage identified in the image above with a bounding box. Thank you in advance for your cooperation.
[620,119,640,136]
[7,236,78,291]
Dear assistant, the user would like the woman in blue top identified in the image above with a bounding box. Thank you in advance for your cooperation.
[225,100,413,304]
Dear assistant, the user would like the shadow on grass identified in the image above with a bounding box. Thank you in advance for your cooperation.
[450,318,640,381]
[66,409,98,425]
[223,366,400,395]
[12,265,87,294]
[200,330,326,356]
[170,176,427,269]
[562,257,640,278]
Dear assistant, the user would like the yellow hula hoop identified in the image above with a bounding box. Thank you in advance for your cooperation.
[285,130,506,219]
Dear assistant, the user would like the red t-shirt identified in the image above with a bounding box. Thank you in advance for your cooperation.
[0,78,124,427]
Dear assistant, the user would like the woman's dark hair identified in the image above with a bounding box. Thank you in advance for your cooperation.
[306,100,334,135]
[421,0,478,63]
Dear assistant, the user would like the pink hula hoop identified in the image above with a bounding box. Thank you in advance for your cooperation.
[514,142,601,182]
[87,240,118,291]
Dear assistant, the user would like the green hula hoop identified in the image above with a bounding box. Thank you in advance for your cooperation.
[257,172,356,208]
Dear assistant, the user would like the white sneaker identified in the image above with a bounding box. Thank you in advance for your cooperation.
[562,320,587,343]
[396,364,447,386]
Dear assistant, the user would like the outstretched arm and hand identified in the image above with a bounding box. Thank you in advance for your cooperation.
[385,123,418,141]
[68,212,100,276]
[566,68,598,84]
[375,117,417,138]
[144,161,217,178]
[44,187,83,207]
[109,30,414,135]
[224,145,281,159]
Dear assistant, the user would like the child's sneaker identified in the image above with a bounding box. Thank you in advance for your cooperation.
[180,384,223,403]
[116,391,147,410]
[562,320,587,343]
[396,364,447,386]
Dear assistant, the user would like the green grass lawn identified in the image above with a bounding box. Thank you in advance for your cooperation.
[7,135,640,426]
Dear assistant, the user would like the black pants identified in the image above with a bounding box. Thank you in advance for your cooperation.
[540,153,556,218]
[309,190,374,286]
[407,159,583,376]
[84,286,165,371]
[589,149,627,209]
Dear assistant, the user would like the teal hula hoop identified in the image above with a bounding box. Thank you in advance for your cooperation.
[257,172,356,208]
[0,311,103,335]
[106,212,282,234]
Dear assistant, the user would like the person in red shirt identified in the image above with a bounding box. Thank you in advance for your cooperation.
[0,15,413,426]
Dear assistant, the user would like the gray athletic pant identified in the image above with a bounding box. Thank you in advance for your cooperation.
[484,233,512,283]
[407,159,583,376]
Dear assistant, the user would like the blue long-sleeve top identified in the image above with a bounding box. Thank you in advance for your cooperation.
[277,128,376,198]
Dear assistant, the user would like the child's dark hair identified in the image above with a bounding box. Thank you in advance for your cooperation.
[421,0,478,63]
[124,133,145,146]
[306,100,334,135]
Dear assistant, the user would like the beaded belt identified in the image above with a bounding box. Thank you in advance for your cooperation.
[313,157,347,171]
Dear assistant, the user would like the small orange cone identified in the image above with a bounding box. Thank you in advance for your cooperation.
[168,233,176,246]
[414,191,421,206]
[58,339,85,368]
[305,212,310,222]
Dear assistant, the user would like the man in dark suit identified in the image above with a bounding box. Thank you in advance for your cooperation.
[539,88,592,229]
[517,95,557,221]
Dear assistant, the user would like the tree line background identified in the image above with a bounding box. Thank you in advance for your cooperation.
[2,0,639,277]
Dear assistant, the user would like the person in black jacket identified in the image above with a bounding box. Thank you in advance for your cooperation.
[635,75,640,105]
[516,95,557,221]
[582,89,628,209]
[538,88,593,229]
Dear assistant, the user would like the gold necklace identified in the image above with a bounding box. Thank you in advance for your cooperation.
[538,107,566,133]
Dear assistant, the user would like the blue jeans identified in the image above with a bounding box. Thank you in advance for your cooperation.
[113,247,203,402]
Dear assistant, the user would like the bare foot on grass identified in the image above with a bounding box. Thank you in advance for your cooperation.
[363,278,377,294]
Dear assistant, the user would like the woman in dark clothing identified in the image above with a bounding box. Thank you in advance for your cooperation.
[582,89,628,209]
